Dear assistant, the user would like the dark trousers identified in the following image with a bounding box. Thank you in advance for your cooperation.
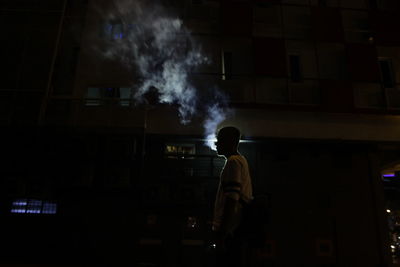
[216,231,245,267]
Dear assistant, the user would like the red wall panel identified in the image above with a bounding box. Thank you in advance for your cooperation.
[346,44,380,82]
[320,80,354,113]
[221,1,252,36]
[254,38,287,77]
[371,12,400,46]
[311,7,343,42]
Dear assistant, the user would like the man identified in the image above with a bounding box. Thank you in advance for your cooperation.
[213,126,253,267]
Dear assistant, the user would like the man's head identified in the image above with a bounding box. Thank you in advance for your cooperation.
[215,126,241,157]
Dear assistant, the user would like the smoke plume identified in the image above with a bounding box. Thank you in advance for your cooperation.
[97,0,230,149]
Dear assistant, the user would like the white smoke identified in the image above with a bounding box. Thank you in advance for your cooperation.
[204,105,226,151]
[97,0,230,148]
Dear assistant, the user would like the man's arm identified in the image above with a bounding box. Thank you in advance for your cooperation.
[216,158,242,238]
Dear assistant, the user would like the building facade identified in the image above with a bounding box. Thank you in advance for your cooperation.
[2,0,400,266]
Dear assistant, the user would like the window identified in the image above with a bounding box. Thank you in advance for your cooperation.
[165,144,195,159]
[104,87,119,98]
[11,199,57,214]
[85,87,102,106]
[222,51,233,80]
[102,21,124,40]
[342,10,371,43]
[289,54,302,82]
[119,87,132,106]
[379,58,395,88]
[101,21,141,40]
[85,87,131,106]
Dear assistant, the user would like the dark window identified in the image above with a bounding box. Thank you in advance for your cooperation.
[319,0,327,7]
[104,87,119,98]
[85,87,123,106]
[85,87,101,106]
[119,88,132,107]
[222,51,233,80]
[289,54,302,82]
[379,59,395,88]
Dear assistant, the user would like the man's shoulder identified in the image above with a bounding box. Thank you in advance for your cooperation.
[227,154,247,165]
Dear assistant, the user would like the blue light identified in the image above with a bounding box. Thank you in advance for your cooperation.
[10,199,57,215]
[384,174,395,178]
[107,24,113,34]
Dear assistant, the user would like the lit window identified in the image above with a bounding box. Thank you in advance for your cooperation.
[102,22,125,40]
[11,199,57,215]
[101,21,140,40]
[165,144,195,159]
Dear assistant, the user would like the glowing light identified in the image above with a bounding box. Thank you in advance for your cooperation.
[11,199,57,214]
[391,245,396,249]
[387,209,392,213]
[383,173,395,178]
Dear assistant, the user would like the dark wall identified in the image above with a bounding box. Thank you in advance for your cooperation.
[0,128,391,266]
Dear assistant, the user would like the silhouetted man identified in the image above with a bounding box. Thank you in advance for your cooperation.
[212,126,253,267]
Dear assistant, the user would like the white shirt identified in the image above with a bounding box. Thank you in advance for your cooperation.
[213,154,253,234]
